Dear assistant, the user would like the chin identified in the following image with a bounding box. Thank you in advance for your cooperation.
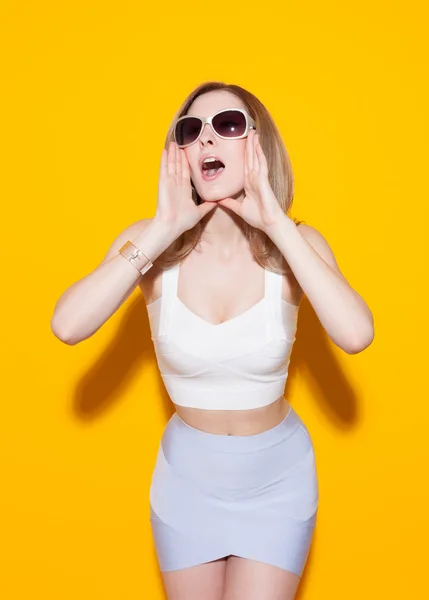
[199,195,224,203]
[197,186,243,204]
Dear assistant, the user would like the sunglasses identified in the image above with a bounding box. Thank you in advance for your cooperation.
[173,108,257,149]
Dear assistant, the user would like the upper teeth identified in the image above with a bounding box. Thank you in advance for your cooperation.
[203,157,217,164]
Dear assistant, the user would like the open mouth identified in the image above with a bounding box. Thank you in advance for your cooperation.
[201,159,225,180]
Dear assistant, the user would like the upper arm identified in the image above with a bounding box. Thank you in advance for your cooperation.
[297,223,347,281]
[100,218,153,266]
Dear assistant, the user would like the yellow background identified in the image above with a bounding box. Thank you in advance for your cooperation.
[1,1,428,598]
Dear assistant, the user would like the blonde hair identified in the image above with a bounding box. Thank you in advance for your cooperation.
[155,81,305,274]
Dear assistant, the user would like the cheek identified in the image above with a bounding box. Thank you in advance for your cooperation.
[232,143,247,173]
[227,152,246,178]
[223,140,246,170]
[184,148,198,174]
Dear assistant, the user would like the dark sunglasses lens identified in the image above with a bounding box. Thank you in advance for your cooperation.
[175,117,202,146]
[212,110,247,138]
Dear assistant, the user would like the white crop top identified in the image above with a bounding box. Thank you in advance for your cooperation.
[146,262,299,410]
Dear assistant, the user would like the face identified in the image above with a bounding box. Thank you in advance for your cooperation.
[183,90,250,203]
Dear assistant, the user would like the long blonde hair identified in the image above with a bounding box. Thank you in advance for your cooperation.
[155,81,304,274]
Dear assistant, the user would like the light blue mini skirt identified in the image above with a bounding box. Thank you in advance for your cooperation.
[149,404,318,576]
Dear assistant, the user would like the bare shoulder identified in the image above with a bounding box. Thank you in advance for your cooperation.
[296,222,331,249]
[296,222,345,278]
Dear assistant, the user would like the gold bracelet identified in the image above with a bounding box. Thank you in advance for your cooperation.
[118,241,153,275]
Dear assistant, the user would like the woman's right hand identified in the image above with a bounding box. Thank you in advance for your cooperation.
[155,141,217,238]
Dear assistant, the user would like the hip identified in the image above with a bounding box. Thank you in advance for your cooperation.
[155,403,317,499]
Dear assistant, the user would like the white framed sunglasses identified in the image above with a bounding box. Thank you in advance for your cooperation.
[173,107,257,149]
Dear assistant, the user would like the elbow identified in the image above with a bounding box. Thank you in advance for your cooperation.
[342,322,375,355]
[344,335,374,354]
[50,316,80,346]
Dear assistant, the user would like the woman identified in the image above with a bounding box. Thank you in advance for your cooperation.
[51,81,374,600]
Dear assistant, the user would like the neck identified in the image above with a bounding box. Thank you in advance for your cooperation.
[198,200,249,259]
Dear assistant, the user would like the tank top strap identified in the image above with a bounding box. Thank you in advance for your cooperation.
[264,267,283,339]
[264,267,282,299]
[158,263,180,337]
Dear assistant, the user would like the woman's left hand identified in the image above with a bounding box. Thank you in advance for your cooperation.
[217,130,285,232]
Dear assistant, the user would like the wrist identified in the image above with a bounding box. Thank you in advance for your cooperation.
[131,217,179,261]
[263,210,296,240]
[151,214,184,241]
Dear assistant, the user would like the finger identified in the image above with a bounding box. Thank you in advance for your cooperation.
[175,142,181,176]
[167,141,176,176]
[246,130,254,172]
[181,148,190,180]
[251,130,257,171]
[255,136,268,175]
[217,198,240,215]
[199,201,217,216]
[253,133,260,174]
[160,148,167,179]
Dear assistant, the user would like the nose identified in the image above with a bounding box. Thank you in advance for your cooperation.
[199,122,217,146]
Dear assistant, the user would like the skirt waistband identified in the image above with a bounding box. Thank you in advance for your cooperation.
[169,404,304,453]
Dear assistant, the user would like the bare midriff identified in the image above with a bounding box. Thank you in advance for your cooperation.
[173,394,290,436]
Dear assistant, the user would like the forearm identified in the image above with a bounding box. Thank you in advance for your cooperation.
[266,214,374,353]
[51,218,175,345]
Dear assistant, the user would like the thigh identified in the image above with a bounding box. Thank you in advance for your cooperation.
[223,556,300,600]
[161,557,228,600]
